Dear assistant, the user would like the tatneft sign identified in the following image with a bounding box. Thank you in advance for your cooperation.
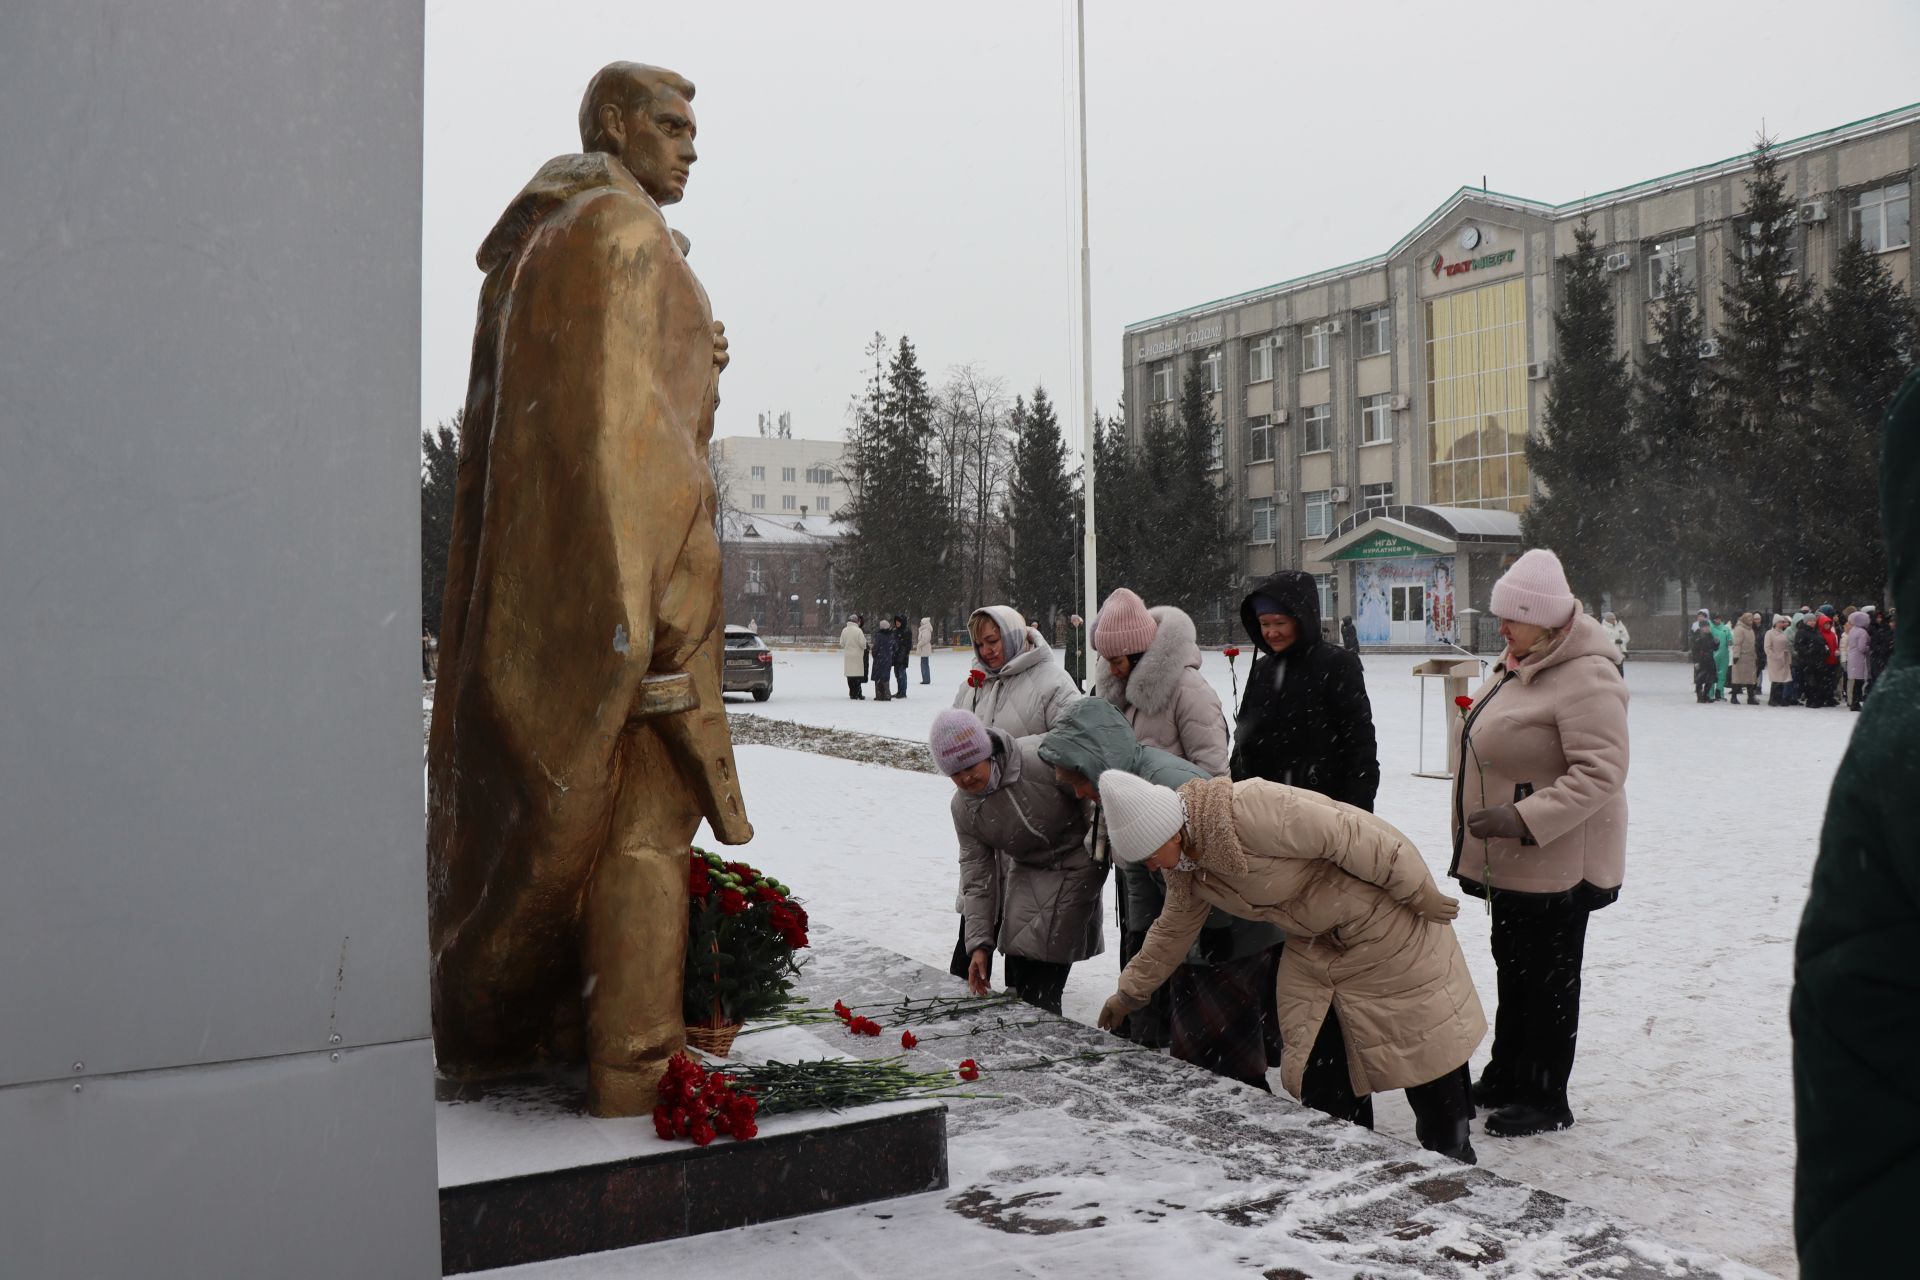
[1430,247,1516,279]
[1136,318,1223,359]
[1335,531,1443,560]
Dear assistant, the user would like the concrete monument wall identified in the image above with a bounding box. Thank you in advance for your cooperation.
[0,2,438,1274]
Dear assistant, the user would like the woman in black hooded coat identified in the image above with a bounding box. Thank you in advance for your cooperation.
[1229,570,1381,811]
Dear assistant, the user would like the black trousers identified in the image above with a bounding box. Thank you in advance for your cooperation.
[846,676,864,699]
[1002,955,1071,1015]
[1298,1005,1473,1154]
[1483,894,1591,1106]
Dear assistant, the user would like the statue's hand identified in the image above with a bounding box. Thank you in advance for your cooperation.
[711,321,729,374]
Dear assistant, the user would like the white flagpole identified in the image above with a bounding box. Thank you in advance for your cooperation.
[1073,0,1098,662]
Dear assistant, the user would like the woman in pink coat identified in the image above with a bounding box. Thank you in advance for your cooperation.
[1845,609,1873,710]
[1451,549,1628,1139]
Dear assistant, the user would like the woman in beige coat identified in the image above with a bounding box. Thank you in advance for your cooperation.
[1096,769,1485,1164]
[1451,548,1627,1138]
[1090,588,1230,775]
[1729,611,1760,703]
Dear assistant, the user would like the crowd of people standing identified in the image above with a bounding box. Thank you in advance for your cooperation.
[838,612,934,701]
[1689,604,1895,710]
[920,546,1629,1167]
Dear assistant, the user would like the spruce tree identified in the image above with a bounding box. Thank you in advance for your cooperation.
[1630,266,1710,621]
[1523,220,1637,605]
[1164,363,1238,625]
[1093,407,1144,596]
[1002,386,1078,629]
[421,415,460,636]
[1710,136,1816,610]
[1805,234,1918,599]
[836,335,954,621]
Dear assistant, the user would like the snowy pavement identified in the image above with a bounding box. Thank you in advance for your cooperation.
[688,645,1855,1278]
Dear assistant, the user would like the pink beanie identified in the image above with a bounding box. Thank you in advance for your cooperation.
[1093,588,1158,658]
[1490,549,1578,628]
[930,708,993,776]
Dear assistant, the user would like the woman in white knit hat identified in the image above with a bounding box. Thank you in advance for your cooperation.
[1449,546,1628,1139]
[1095,768,1484,1164]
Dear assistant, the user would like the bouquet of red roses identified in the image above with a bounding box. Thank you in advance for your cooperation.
[684,847,810,1031]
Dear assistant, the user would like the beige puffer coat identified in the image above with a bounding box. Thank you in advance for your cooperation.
[914,618,933,658]
[952,731,1102,965]
[1449,611,1629,898]
[840,621,867,678]
[1765,621,1792,682]
[1112,776,1484,1097]
[954,606,1079,739]
[1730,615,1758,685]
[1093,605,1230,775]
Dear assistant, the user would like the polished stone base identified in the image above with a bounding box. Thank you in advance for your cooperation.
[435,1045,947,1275]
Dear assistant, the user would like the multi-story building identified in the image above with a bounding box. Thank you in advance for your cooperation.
[1122,102,1915,647]
[712,436,851,521]
[718,511,842,639]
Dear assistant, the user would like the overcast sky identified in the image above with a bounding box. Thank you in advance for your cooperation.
[423,0,1920,453]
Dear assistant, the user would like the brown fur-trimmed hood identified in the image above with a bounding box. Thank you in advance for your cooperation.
[1163,775,1247,909]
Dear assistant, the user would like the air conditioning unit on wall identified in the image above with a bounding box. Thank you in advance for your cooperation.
[1697,338,1721,358]
[1527,362,1550,380]
[1389,393,1410,411]
[1326,319,1345,335]
[1268,409,1288,426]
[1330,486,1350,503]
[1799,200,1829,224]
[1604,251,1632,273]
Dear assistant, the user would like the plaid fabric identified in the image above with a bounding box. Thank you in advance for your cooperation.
[1166,944,1284,1088]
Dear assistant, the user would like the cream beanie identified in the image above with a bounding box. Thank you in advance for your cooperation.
[1098,770,1185,865]
[1489,548,1578,628]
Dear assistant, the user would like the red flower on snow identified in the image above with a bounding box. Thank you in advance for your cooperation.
[833,1000,852,1022]
[900,1030,918,1049]
[847,1016,882,1037]
[957,1059,981,1082]
[966,669,986,689]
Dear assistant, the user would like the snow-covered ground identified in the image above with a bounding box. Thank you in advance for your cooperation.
[691,644,1856,1278]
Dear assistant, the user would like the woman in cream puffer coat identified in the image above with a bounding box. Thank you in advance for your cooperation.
[953,605,1079,739]
[1096,771,1484,1163]
[1091,591,1230,776]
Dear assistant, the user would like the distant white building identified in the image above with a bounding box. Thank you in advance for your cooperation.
[711,437,851,521]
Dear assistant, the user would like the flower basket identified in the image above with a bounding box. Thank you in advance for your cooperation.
[683,848,809,1049]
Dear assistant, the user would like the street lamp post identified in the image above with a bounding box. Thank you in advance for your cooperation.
[789,594,800,646]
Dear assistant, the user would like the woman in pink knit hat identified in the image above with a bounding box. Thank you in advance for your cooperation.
[1449,547,1628,1139]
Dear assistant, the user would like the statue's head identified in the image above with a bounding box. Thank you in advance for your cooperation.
[578,62,698,206]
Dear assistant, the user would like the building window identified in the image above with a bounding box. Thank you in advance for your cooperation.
[1647,235,1696,297]
[1249,498,1275,544]
[1315,574,1336,621]
[782,466,796,482]
[1360,481,1394,513]
[782,494,796,510]
[746,558,763,591]
[1303,490,1333,540]
[1300,322,1332,372]
[1425,277,1531,512]
[805,465,834,485]
[1359,307,1391,357]
[1201,348,1222,393]
[1207,420,1224,470]
[1246,415,1273,463]
[1246,335,1275,384]
[1301,403,1332,453]
[1851,181,1911,253]
[1150,361,1174,402]
[1360,394,1393,445]
[816,495,831,512]
[750,493,765,510]
[750,465,766,481]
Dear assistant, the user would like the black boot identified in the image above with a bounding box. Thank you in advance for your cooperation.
[1470,1071,1515,1111]
[1484,1100,1574,1137]
[1418,1116,1478,1165]
[1729,687,1741,704]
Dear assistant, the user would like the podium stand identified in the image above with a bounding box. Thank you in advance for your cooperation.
[1411,658,1485,778]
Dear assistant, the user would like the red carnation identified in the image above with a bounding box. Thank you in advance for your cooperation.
[957,1059,980,1082]
[689,864,711,896]
[900,1030,918,1049]
[833,1000,852,1022]
[754,883,784,903]
[652,1104,675,1140]
[967,669,986,688]
[688,1117,715,1147]
[1223,646,1241,659]
[847,1016,882,1037]
[718,887,749,916]
[1454,694,1473,709]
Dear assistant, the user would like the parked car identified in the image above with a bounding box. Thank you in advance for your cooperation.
[722,627,774,701]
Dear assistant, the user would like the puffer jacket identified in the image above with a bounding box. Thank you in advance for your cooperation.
[1230,570,1380,810]
[1793,367,1920,1278]
[1039,697,1283,960]
[870,624,896,681]
[1112,776,1485,1098]
[914,618,933,658]
[952,730,1102,965]
[840,622,867,678]
[1765,623,1793,683]
[1093,605,1230,775]
[1845,611,1872,680]
[1449,611,1629,901]
[1730,618,1758,685]
[954,606,1079,738]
